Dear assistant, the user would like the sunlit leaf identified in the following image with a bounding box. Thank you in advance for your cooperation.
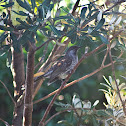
[31,0,36,10]
[1,2,14,7]
[12,10,29,16]
[16,0,31,12]
[100,83,112,89]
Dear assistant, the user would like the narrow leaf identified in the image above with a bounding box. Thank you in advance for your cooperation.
[82,11,99,27]
[16,18,30,28]
[0,32,8,43]
[29,25,39,32]
[42,0,51,6]
[94,18,105,31]
[99,34,109,44]
[16,0,31,12]
[49,25,61,37]
[54,16,72,21]
[71,33,77,44]
[12,10,29,16]
[67,29,75,37]
[31,0,36,10]
[0,26,13,31]
[1,2,14,7]
[80,7,87,20]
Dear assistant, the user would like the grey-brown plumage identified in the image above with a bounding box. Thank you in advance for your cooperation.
[35,46,80,85]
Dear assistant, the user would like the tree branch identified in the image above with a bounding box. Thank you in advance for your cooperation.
[44,107,81,125]
[0,80,15,105]
[35,38,54,51]
[35,42,49,70]
[23,45,35,126]
[0,118,10,126]
[71,0,81,16]
[103,0,126,14]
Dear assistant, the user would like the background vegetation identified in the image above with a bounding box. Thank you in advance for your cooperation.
[0,0,126,125]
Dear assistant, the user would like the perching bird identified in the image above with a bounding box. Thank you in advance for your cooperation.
[35,46,80,85]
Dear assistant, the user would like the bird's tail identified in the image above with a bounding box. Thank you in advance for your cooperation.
[34,72,45,82]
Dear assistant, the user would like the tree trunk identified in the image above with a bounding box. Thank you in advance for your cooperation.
[11,47,25,126]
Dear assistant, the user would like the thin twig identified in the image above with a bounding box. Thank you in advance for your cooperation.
[71,0,81,16]
[35,42,49,70]
[0,80,15,105]
[35,38,54,51]
[0,118,10,126]
[103,0,126,14]
[44,109,69,125]
[44,107,82,125]
[101,48,109,67]
[108,44,126,115]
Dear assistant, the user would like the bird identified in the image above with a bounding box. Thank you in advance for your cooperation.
[35,45,80,85]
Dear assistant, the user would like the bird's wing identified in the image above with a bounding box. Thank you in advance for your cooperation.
[49,56,72,81]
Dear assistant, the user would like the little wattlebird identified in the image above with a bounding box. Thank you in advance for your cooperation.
[35,46,80,85]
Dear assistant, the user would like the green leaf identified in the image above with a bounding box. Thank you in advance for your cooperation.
[99,34,109,44]
[92,116,99,126]
[16,0,31,12]
[79,33,87,40]
[0,45,10,56]
[0,26,14,31]
[54,16,72,21]
[93,18,105,31]
[0,32,8,43]
[49,25,61,37]
[80,7,87,20]
[1,2,14,7]
[96,110,109,117]
[31,0,36,10]
[42,0,51,6]
[38,5,45,19]
[16,18,30,28]
[27,31,35,43]
[70,33,77,44]
[66,19,75,26]
[67,29,75,37]
[82,11,99,27]
[29,25,39,32]
[12,10,29,16]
